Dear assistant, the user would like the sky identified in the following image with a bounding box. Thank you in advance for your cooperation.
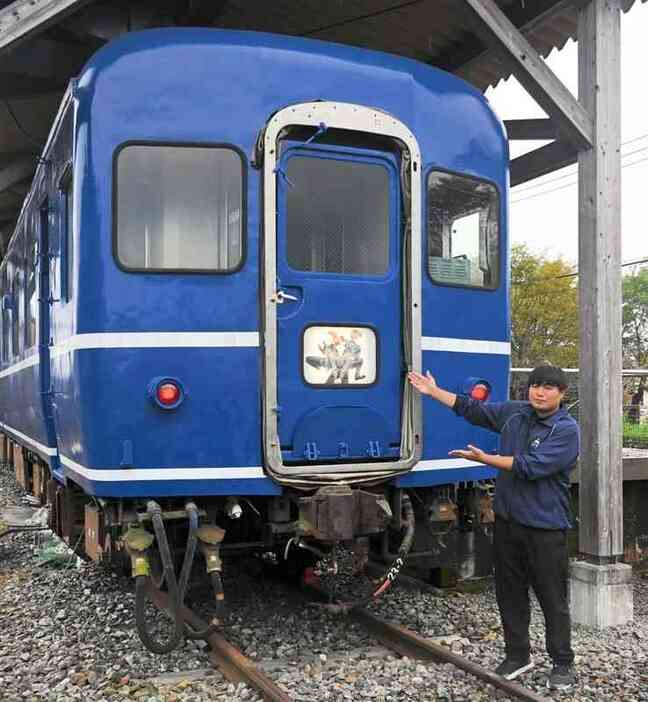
[485,1,648,266]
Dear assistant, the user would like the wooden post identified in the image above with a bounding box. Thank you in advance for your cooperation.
[577,0,622,562]
[571,0,632,627]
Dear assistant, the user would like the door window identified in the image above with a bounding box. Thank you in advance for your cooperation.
[285,156,390,276]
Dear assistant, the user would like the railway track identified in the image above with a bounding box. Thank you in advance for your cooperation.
[153,575,550,702]
[151,588,292,702]
[303,580,551,702]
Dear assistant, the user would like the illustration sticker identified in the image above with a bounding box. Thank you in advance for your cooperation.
[303,326,377,386]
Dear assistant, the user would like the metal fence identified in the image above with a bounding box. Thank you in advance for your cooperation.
[510,369,648,451]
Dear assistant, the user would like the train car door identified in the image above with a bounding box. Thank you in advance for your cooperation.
[262,103,422,479]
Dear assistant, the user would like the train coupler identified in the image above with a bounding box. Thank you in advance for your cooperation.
[298,485,392,542]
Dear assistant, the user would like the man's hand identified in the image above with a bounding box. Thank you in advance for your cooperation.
[408,370,438,397]
[408,370,457,408]
[449,445,514,472]
[449,444,487,463]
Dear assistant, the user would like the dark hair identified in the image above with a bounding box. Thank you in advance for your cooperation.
[527,365,568,391]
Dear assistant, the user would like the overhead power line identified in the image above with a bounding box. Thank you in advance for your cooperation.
[512,257,648,286]
[511,151,648,204]
[511,131,648,200]
[553,256,648,279]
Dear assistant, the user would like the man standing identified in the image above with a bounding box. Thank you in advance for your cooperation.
[408,365,580,690]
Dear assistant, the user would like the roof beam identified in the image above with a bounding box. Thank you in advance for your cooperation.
[0,156,35,194]
[510,140,577,186]
[0,0,95,55]
[504,118,558,141]
[461,0,593,150]
[439,0,587,78]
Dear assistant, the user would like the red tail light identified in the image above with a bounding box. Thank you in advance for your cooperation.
[157,382,180,406]
[470,383,490,401]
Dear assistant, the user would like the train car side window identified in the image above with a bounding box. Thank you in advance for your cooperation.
[115,144,244,272]
[58,162,73,302]
[25,212,38,349]
[1,269,9,363]
[427,171,499,290]
[11,265,21,359]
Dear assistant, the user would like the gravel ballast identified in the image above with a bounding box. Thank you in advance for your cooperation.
[2,468,647,701]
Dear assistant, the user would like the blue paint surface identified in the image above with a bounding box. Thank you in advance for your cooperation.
[0,29,509,497]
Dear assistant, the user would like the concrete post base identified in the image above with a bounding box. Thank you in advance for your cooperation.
[570,560,633,628]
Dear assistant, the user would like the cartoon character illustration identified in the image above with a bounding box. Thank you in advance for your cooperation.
[339,329,366,383]
[305,328,367,384]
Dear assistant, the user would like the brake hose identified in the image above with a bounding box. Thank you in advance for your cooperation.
[134,503,184,654]
[180,504,225,640]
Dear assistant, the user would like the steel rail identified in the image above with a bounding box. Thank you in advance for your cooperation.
[151,589,293,702]
[303,582,549,702]
[349,607,551,702]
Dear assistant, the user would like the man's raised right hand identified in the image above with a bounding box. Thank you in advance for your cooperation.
[408,370,438,397]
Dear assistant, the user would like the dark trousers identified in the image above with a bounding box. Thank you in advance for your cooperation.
[493,517,574,665]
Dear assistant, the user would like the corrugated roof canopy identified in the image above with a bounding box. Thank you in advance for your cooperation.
[0,0,645,250]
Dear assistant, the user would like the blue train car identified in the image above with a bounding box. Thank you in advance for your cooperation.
[0,29,509,646]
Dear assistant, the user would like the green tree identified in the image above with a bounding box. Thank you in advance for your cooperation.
[622,267,648,416]
[622,267,648,369]
[511,244,579,370]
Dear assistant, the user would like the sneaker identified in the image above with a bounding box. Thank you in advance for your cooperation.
[548,663,575,690]
[494,657,535,680]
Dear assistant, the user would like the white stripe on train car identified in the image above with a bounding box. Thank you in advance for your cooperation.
[0,333,509,380]
[0,332,260,378]
[0,353,39,379]
[413,458,484,471]
[50,331,260,357]
[59,457,486,482]
[422,337,510,355]
[0,421,58,456]
[59,455,267,481]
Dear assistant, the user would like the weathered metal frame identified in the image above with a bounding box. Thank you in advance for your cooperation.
[466,0,623,564]
[262,101,422,477]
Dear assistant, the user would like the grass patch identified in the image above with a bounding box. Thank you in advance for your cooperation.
[623,420,648,448]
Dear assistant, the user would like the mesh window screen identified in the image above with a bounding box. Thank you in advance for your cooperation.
[285,157,390,276]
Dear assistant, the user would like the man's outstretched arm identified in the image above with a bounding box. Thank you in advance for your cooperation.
[408,370,510,433]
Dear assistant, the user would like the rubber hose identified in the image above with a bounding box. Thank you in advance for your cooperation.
[135,574,182,654]
[397,493,415,557]
[183,571,224,640]
[133,505,184,654]
[151,510,184,648]
[177,503,198,602]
